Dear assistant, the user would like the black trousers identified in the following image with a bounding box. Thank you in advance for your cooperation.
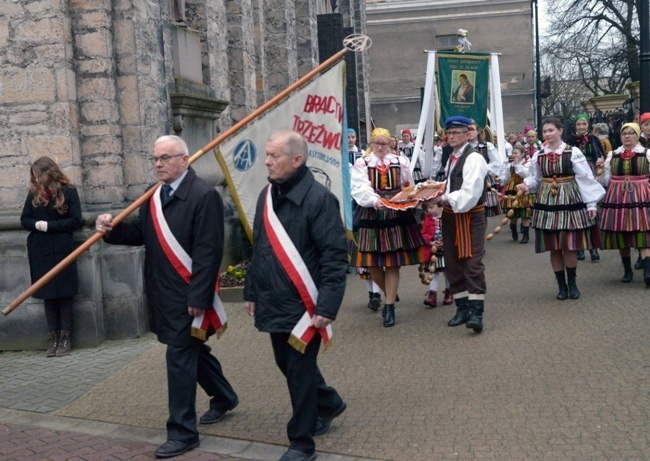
[44,297,73,332]
[270,333,344,454]
[165,342,238,443]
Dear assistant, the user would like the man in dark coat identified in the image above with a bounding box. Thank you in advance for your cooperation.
[244,131,348,461]
[96,135,238,459]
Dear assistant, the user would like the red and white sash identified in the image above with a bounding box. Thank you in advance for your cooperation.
[150,184,227,341]
[263,184,332,353]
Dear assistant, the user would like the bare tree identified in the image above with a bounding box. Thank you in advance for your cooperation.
[544,0,640,86]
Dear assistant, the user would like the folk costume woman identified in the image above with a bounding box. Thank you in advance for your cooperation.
[467,123,503,217]
[566,113,605,261]
[518,117,605,301]
[398,129,424,183]
[350,128,427,327]
[20,156,83,357]
[595,123,650,286]
[499,144,535,244]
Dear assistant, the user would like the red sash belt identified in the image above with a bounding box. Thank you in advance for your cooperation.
[444,204,484,259]
[150,184,227,341]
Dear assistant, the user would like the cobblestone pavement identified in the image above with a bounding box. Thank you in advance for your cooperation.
[1,216,650,460]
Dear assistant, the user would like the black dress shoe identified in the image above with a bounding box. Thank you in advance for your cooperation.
[315,401,347,436]
[577,250,585,261]
[155,440,200,458]
[278,448,317,461]
[199,399,239,424]
[590,248,600,262]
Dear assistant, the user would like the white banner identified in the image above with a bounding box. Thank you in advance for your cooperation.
[217,61,348,243]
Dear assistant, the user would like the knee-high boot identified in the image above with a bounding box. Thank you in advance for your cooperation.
[621,256,633,283]
[555,270,568,300]
[566,266,580,299]
[510,222,518,241]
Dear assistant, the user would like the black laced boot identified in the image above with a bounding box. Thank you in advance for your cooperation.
[447,297,471,327]
[520,226,529,244]
[510,222,518,241]
[466,299,484,333]
[621,256,633,283]
[577,250,585,261]
[367,292,381,311]
[555,270,568,300]
[383,304,395,327]
[566,266,580,299]
[590,248,600,262]
[46,330,59,358]
[635,252,644,269]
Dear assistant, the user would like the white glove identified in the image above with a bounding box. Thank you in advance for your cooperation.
[35,221,48,232]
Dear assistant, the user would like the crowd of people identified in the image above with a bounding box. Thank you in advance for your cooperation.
[20,110,650,461]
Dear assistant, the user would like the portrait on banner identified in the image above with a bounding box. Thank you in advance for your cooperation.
[451,71,475,104]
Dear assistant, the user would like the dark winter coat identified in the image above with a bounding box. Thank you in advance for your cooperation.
[20,187,83,299]
[244,165,348,333]
[103,168,223,347]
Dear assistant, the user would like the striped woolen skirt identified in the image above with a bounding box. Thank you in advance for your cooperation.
[599,175,650,249]
[349,206,427,267]
[532,177,600,253]
[484,176,502,217]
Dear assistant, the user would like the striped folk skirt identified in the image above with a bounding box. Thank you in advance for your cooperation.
[349,206,427,267]
[484,176,502,217]
[532,177,600,253]
[599,175,650,249]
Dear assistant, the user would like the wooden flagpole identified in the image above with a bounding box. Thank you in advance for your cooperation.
[3,48,350,316]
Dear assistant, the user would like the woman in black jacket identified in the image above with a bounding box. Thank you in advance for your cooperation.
[21,156,83,357]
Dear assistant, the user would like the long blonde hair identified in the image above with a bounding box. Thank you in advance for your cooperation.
[29,156,72,215]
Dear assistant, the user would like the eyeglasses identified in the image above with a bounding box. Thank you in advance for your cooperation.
[371,142,390,147]
[446,130,467,136]
[149,153,185,164]
[621,132,637,137]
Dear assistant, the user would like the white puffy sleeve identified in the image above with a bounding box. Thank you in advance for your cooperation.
[351,156,379,208]
[486,142,503,176]
[571,147,605,210]
[597,151,614,187]
[523,152,541,192]
[431,146,443,179]
[399,155,416,186]
[447,153,489,213]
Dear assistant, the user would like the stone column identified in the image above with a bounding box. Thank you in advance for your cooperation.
[295,0,319,77]
[70,1,124,206]
[252,0,269,106]
[264,0,298,95]
[226,0,257,122]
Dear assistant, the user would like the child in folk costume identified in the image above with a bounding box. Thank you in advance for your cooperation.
[517,117,605,301]
[499,143,536,244]
[350,127,427,327]
[419,201,453,308]
[348,128,383,308]
[595,122,650,286]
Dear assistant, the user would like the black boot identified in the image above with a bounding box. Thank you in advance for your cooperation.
[383,304,395,327]
[520,226,529,244]
[621,256,633,283]
[566,266,580,299]
[510,223,518,241]
[447,297,471,327]
[367,292,381,311]
[466,299,484,333]
[577,250,585,261]
[590,248,600,262]
[635,252,644,270]
[555,270,568,300]
[644,257,650,288]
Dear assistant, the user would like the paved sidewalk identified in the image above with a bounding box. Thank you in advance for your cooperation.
[1,216,650,460]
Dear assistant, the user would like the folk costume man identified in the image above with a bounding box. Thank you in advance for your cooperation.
[244,131,348,461]
[95,135,238,459]
[434,116,489,333]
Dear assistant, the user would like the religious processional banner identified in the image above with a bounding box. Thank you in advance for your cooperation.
[216,60,349,243]
[437,52,490,129]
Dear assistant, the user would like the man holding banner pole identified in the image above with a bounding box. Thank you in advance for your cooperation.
[95,135,238,459]
[244,131,347,461]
